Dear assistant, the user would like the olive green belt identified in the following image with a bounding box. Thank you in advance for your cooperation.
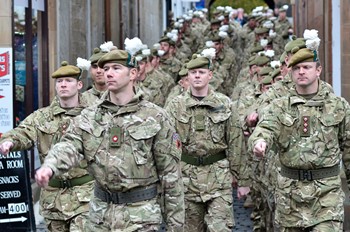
[181,152,226,166]
[280,164,339,181]
[48,174,94,188]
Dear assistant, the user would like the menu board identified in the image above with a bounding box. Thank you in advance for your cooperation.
[0,151,36,231]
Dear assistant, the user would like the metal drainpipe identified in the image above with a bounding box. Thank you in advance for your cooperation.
[119,0,123,49]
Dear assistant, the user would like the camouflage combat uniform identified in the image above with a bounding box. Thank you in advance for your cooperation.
[159,56,182,82]
[166,88,246,232]
[82,85,105,105]
[0,95,93,232]
[248,80,350,230]
[41,89,185,232]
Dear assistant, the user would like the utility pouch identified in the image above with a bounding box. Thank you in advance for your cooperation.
[194,114,205,131]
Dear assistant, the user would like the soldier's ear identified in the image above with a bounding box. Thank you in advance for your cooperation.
[128,67,138,81]
[77,80,83,90]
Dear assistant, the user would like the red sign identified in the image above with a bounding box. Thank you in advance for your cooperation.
[0,52,10,77]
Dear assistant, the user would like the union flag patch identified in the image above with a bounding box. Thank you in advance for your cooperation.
[172,132,181,149]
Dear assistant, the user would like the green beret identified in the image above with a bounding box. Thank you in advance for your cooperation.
[250,43,264,54]
[89,48,107,64]
[270,68,281,80]
[255,54,270,66]
[279,51,287,64]
[258,66,273,76]
[159,36,175,46]
[179,67,188,77]
[254,26,269,34]
[287,48,318,68]
[261,75,273,85]
[52,61,81,79]
[248,55,257,66]
[187,54,211,70]
[209,32,222,42]
[279,5,289,12]
[284,36,306,53]
[97,49,135,68]
[210,18,221,25]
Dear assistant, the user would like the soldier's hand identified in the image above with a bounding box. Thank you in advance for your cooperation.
[253,140,267,157]
[246,112,259,127]
[0,141,14,155]
[237,186,250,199]
[35,167,53,188]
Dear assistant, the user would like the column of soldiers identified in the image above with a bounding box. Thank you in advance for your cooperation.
[1,3,349,232]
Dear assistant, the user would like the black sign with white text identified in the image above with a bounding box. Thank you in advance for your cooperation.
[0,151,36,231]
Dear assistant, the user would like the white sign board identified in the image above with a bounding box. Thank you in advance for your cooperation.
[0,48,14,137]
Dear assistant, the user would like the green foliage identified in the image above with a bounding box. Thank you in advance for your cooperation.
[211,0,267,13]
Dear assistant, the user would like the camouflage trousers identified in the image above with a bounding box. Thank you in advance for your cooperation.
[86,197,163,231]
[277,220,343,232]
[44,211,89,232]
[184,194,234,232]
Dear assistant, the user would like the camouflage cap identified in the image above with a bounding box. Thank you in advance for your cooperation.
[284,36,306,53]
[97,48,136,68]
[187,54,211,70]
[287,47,318,68]
[89,48,107,64]
[255,53,270,66]
[52,61,81,79]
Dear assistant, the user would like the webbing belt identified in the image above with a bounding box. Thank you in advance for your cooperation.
[280,164,339,181]
[94,184,158,204]
[181,152,226,166]
[48,174,94,188]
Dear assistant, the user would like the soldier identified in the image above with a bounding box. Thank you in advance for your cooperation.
[164,63,190,108]
[35,48,185,231]
[0,61,93,231]
[166,54,250,232]
[274,5,293,43]
[159,34,182,82]
[134,48,172,107]
[82,42,114,104]
[249,45,350,231]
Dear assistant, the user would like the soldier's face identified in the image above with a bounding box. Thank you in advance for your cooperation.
[103,63,136,93]
[291,62,322,88]
[55,77,82,99]
[89,63,105,86]
[213,42,222,54]
[160,42,170,54]
[261,84,271,92]
[188,68,212,90]
[137,61,146,79]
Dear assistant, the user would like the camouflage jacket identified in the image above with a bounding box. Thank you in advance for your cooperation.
[82,84,105,105]
[274,18,292,39]
[166,89,248,202]
[42,90,185,230]
[160,56,182,82]
[164,85,185,109]
[248,80,350,227]
[0,95,92,220]
[136,70,165,107]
